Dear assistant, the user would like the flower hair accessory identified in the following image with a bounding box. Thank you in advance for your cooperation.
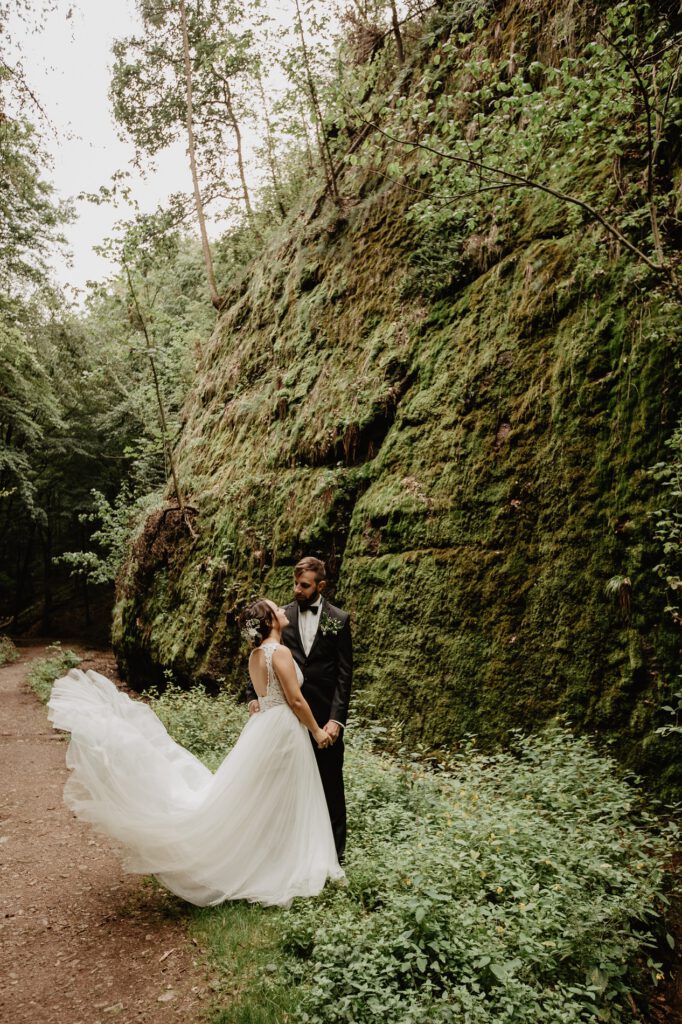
[241,617,261,644]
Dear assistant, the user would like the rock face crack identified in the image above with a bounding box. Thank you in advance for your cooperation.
[300,372,414,468]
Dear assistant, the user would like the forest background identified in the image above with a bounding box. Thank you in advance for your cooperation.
[1,0,346,636]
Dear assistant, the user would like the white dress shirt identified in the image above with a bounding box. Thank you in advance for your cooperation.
[298,600,345,731]
[298,599,322,657]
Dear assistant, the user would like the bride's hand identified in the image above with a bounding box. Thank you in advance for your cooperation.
[314,728,331,748]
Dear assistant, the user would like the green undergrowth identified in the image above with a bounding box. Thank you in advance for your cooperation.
[149,683,248,771]
[27,645,81,703]
[150,685,679,1024]
[0,634,20,666]
[191,902,298,1024]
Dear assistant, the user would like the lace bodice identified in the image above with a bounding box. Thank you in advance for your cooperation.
[258,643,301,712]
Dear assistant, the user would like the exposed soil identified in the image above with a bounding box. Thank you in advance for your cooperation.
[0,644,214,1024]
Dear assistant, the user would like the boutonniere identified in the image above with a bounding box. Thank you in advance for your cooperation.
[319,612,344,636]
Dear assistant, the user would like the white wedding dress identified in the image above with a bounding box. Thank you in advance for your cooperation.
[47,642,344,907]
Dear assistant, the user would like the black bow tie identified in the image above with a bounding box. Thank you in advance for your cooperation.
[300,604,319,614]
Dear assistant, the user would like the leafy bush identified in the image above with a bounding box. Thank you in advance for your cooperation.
[148,682,247,772]
[0,634,20,666]
[150,683,677,1023]
[649,422,682,742]
[27,645,81,703]
[656,686,682,738]
[57,485,163,585]
[285,730,676,1024]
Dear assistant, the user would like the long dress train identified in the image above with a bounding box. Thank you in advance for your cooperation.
[47,643,344,908]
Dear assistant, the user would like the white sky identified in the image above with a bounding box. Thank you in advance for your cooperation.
[6,0,382,302]
[9,0,196,300]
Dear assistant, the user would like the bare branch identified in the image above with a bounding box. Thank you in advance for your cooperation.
[124,263,191,525]
[355,110,678,288]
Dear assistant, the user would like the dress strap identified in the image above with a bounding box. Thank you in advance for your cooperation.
[257,643,288,711]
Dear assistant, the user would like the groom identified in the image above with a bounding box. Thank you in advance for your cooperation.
[248,556,352,861]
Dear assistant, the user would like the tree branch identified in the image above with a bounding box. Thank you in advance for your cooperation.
[178,0,223,310]
[596,29,663,264]
[123,263,195,534]
[355,111,678,290]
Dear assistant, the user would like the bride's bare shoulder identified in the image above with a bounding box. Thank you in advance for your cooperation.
[272,643,294,664]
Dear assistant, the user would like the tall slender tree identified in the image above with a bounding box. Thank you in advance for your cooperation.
[177,0,222,307]
[255,67,287,219]
[111,0,266,307]
[388,0,404,63]
[292,0,341,205]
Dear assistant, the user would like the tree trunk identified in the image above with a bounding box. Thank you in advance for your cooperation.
[0,488,15,553]
[256,70,287,219]
[221,76,257,229]
[82,577,91,627]
[293,0,341,206]
[39,521,52,634]
[178,0,223,309]
[389,0,404,64]
[297,96,317,175]
[12,528,34,629]
[124,265,186,515]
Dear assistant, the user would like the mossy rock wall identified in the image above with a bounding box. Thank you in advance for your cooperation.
[114,0,681,795]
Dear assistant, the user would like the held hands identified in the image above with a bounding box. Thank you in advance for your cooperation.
[322,721,341,745]
[314,727,332,749]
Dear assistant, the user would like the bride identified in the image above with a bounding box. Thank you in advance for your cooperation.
[47,598,345,908]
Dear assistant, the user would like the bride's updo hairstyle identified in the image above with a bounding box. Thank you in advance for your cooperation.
[238,599,275,648]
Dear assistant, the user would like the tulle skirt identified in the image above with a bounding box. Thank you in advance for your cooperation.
[47,670,344,908]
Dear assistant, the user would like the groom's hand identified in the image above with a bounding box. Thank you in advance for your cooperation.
[248,700,260,716]
[323,721,341,745]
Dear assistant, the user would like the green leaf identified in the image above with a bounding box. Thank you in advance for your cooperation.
[490,964,508,982]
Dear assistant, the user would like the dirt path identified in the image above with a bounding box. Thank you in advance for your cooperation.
[0,645,212,1024]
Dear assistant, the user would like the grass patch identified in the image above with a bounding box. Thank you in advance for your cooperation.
[191,903,297,1024]
[0,634,20,666]
[149,685,679,1024]
[27,645,81,703]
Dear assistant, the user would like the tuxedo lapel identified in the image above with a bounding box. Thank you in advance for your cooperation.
[289,600,300,639]
[292,601,307,654]
[283,602,306,667]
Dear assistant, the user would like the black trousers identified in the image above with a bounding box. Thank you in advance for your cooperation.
[311,735,346,862]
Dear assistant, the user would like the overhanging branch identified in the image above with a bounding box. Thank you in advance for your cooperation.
[352,108,678,291]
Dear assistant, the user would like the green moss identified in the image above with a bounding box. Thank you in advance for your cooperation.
[113,0,682,799]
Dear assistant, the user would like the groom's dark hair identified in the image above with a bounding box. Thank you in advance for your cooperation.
[294,556,326,583]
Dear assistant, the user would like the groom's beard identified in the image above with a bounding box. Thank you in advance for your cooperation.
[296,594,321,611]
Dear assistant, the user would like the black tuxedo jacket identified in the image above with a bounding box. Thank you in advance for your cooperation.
[282,598,353,728]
